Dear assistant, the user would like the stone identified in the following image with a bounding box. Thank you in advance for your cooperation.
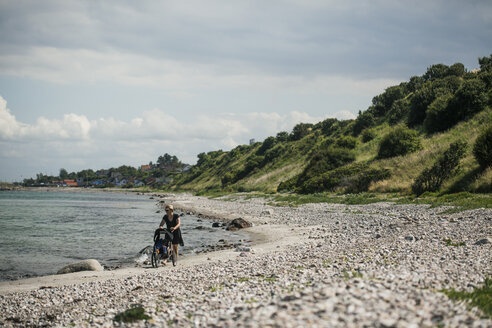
[474,237,491,245]
[226,218,252,231]
[56,259,103,274]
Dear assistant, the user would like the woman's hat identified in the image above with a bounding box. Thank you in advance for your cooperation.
[165,204,174,211]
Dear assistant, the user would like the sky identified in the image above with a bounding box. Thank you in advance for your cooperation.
[0,1,491,182]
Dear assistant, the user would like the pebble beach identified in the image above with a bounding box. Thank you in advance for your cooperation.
[1,193,491,327]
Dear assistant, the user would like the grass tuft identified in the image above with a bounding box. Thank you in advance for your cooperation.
[442,277,492,318]
[113,305,151,323]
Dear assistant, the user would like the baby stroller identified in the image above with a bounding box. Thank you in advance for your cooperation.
[152,228,176,267]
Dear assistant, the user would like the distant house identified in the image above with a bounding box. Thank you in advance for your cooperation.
[115,179,127,187]
[249,139,255,145]
[134,181,145,187]
[140,165,152,171]
[64,179,78,187]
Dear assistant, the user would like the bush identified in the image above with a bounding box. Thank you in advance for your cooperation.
[340,166,391,193]
[408,82,435,126]
[371,85,405,117]
[298,163,391,194]
[473,126,492,170]
[334,136,357,149]
[264,144,286,164]
[450,78,487,120]
[423,93,454,133]
[412,141,468,195]
[317,118,339,136]
[353,110,375,136]
[276,131,289,142]
[277,176,297,192]
[290,123,313,141]
[221,171,237,186]
[387,98,410,124]
[257,136,276,155]
[299,147,355,183]
[361,128,376,143]
[377,126,422,159]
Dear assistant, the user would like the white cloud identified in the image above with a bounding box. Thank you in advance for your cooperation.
[0,95,328,180]
[334,110,357,120]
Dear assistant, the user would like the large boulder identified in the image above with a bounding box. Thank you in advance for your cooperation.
[226,218,252,231]
[57,259,103,274]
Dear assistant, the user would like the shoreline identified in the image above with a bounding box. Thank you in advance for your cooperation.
[1,193,491,327]
[0,192,291,295]
[0,223,300,295]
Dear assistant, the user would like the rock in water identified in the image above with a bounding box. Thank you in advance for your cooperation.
[57,259,104,274]
[226,218,252,231]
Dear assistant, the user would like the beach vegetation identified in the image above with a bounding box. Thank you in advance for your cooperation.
[245,297,259,304]
[444,238,466,247]
[473,125,492,170]
[411,141,468,195]
[377,125,422,159]
[237,277,250,282]
[442,277,492,318]
[261,274,278,283]
[113,305,151,323]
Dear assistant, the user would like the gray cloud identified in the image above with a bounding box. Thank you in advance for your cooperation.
[1,0,490,81]
[1,0,491,181]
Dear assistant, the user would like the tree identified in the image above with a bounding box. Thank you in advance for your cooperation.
[478,54,492,72]
[405,76,425,93]
[449,78,487,121]
[196,152,210,166]
[257,136,276,155]
[276,131,289,142]
[387,98,410,124]
[408,82,436,126]
[423,93,454,133]
[353,110,375,136]
[371,85,405,117]
[290,123,313,141]
[447,63,465,77]
[424,64,449,81]
[317,118,338,136]
[59,168,68,179]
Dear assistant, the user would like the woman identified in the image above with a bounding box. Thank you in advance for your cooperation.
[159,204,184,263]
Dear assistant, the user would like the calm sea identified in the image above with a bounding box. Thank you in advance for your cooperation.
[0,190,249,281]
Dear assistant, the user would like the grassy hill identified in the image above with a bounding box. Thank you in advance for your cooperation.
[170,55,492,196]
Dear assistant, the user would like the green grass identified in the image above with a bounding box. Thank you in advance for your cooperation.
[113,306,151,323]
[189,189,491,213]
[269,192,392,206]
[444,238,466,247]
[442,277,492,318]
[397,192,492,213]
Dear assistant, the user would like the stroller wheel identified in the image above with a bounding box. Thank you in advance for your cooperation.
[151,251,159,268]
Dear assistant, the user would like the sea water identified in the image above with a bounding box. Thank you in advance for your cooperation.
[0,190,249,281]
